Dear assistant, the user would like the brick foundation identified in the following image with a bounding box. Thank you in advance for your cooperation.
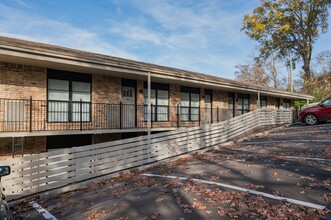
[92,133,122,144]
[0,136,46,159]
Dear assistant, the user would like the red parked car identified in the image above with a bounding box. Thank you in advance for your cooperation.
[299,97,331,125]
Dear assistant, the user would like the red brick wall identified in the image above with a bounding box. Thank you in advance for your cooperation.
[0,136,46,159]
[92,74,121,104]
[250,94,258,110]
[212,90,228,109]
[0,62,46,100]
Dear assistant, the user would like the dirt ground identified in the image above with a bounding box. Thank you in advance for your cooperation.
[12,123,331,220]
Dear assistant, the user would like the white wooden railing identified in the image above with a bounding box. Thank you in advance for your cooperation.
[1,109,292,201]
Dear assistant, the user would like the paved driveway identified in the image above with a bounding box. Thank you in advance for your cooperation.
[13,123,331,219]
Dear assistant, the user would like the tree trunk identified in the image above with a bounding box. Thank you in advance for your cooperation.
[302,49,312,82]
[271,59,278,89]
[302,63,312,82]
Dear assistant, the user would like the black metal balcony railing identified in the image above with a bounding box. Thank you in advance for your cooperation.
[0,98,239,133]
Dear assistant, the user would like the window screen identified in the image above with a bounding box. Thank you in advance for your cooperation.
[143,83,169,122]
[5,100,24,125]
[180,87,200,121]
[47,69,91,122]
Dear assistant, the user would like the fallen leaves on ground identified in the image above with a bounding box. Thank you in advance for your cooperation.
[85,208,117,220]
[165,178,330,219]
[192,201,206,210]
[322,193,331,202]
[244,184,265,190]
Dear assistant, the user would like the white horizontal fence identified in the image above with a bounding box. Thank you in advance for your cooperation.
[1,109,292,201]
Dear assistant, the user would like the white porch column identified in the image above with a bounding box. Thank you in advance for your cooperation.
[147,72,151,148]
[257,90,260,109]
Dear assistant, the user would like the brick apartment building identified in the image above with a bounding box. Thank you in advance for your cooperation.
[0,36,312,157]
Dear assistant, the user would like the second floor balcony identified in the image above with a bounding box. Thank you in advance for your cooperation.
[0,98,244,134]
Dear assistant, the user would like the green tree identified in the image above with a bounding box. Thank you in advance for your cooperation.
[242,0,331,82]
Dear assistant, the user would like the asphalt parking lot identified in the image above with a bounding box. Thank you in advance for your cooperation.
[12,123,331,219]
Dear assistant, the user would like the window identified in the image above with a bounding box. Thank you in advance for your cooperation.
[228,93,234,118]
[143,83,169,121]
[5,100,24,125]
[122,89,133,98]
[321,98,331,106]
[260,96,267,109]
[237,94,249,116]
[283,99,291,109]
[180,87,200,121]
[275,98,280,109]
[47,69,91,122]
[204,89,212,123]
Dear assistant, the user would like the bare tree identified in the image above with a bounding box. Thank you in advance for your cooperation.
[315,50,331,74]
[298,50,331,101]
[235,61,270,87]
[258,53,283,89]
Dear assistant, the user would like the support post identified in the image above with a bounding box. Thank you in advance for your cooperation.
[12,137,14,158]
[120,101,122,129]
[199,108,201,126]
[21,137,24,157]
[147,72,151,148]
[257,91,260,109]
[29,96,32,132]
[177,104,180,128]
[135,101,137,128]
[211,108,213,124]
[151,103,154,129]
[217,107,219,122]
[80,99,83,131]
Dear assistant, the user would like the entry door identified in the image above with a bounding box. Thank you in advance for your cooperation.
[204,94,212,124]
[121,86,136,128]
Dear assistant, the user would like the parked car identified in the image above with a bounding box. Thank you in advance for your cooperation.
[299,97,331,125]
[0,166,13,220]
[300,102,319,110]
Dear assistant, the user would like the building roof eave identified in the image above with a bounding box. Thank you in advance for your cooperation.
[0,36,314,100]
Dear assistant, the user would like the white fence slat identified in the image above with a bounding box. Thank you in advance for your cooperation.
[8,171,76,192]
[74,129,194,158]
[7,165,75,187]
[10,154,75,170]
[77,140,201,181]
[3,148,75,165]
[3,159,76,180]
[81,141,196,180]
[8,177,76,200]
[74,135,148,152]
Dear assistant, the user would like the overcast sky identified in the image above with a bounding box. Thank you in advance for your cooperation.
[0,0,330,79]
